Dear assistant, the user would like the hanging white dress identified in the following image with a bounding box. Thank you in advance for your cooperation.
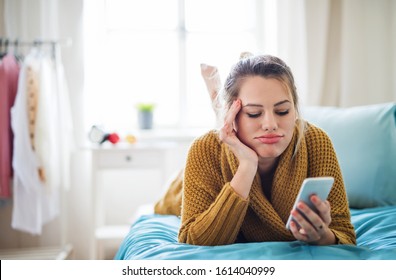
[11,47,73,235]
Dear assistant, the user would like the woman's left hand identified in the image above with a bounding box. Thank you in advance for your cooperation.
[289,195,336,245]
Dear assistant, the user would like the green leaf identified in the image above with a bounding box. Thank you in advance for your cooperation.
[136,103,155,112]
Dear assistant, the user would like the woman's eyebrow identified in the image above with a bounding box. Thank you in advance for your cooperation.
[242,100,291,108]
[274,100,291,107]
[243,103,263,108]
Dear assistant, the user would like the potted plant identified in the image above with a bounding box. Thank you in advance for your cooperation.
[136,103,155,129]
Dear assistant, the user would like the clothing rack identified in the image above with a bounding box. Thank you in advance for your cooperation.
[0,38,72,58]
[0,37,73,259]
[0,37,72,48]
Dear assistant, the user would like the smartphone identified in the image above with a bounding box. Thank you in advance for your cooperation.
[285,177,334,230]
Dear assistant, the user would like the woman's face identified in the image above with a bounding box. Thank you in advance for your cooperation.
[234,76,296,159]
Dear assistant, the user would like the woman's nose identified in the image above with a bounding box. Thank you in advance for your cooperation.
[261,113,278,131]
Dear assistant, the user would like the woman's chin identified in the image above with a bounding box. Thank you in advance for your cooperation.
[256,149,283,159]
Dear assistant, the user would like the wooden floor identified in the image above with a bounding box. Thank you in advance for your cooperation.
[0,244,73,260]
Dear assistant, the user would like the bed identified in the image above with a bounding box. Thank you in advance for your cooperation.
[115,103,396,260]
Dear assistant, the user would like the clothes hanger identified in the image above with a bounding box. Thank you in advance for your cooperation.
[14,39,24,62]
[0,38,5,59]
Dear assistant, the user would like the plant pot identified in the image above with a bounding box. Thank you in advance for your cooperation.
[138,111,153,129]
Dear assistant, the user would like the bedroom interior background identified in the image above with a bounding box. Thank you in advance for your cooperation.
[0,0,395,260]
[0,0,87,259]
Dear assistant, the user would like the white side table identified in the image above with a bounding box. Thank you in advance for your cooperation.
[90,142,177,259]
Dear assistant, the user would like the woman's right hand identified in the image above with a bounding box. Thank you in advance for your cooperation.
[219,99,258,198]
[219,99,258,165]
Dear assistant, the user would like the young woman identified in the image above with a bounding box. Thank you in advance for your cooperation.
[155,54,356,246]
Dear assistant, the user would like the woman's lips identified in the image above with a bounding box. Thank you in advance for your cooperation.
[255,134,283,144]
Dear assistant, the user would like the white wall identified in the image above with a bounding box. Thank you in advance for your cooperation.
[0,0,4,35]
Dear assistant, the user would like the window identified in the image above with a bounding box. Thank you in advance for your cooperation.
[84,0,277,133]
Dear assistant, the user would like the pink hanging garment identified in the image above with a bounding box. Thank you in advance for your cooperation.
[0,54,20,198]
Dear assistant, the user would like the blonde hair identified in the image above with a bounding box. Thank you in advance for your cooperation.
[217,54,306,156]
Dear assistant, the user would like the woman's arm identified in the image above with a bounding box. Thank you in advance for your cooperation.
[178,131,251,245]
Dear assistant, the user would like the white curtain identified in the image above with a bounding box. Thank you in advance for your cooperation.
[276,0,396,107]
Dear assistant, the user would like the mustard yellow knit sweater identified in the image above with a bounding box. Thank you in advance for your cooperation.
[155,123,356,246]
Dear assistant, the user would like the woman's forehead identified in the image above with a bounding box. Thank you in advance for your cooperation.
[238,76,292,102]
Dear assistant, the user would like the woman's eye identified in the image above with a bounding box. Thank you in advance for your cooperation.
[276,110,289,116]
[247,112,262,118]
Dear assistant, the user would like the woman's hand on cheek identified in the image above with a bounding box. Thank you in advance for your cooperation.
[219,99,258,165]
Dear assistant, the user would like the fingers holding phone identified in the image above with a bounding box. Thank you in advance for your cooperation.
[289,196,332,244]
[286,177,336,245]
[310,194,332,225]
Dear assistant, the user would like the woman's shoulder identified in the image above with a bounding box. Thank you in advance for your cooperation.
[189,129,222,152]
[186,129,223,167]
[192,129,221,144]
[303,121,334,148]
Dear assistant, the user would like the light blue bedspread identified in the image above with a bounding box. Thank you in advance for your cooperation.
[115,206,396,260]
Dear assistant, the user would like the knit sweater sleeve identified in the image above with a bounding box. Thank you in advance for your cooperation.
[305,124,356,245]
[178,131,249,245]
